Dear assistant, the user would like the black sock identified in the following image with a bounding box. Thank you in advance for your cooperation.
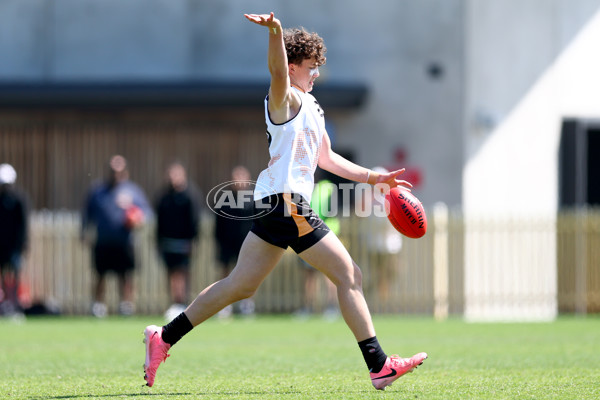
[358,336,388,373]
[161,312,193,346]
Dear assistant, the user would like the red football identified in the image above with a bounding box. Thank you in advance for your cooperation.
[124,205,144,229]
[385,187,427,238]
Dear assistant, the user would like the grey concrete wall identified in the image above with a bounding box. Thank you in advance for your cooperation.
[0,0,467,209]
[464,0,600,158]
[8,1,595,211]
[464,0,600,214]
[329,1,464,208]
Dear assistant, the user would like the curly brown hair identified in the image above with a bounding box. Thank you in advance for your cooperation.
[283,27,327,66]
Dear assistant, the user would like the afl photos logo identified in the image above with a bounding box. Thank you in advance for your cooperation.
[206,180,278,220]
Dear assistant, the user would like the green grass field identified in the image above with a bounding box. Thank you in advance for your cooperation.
[1,315,599,399]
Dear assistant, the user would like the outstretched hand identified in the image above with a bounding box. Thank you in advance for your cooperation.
[375,168,413,191]
[244,12,281,30]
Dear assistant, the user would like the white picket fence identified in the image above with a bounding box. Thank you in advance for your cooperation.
[18,207,600,319]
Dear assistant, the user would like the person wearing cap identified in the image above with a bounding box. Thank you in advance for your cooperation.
[0,163,28,316]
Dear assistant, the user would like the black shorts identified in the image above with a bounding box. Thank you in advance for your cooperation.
[250,193,330,253]
[160,252,191,270]
[0,251,21,272]
[93,243,135,275]
[158,238,193,270]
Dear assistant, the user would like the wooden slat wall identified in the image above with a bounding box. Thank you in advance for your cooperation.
[0,122,48,210]
[0,111,270,211]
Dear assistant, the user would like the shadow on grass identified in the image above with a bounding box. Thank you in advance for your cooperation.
[28,390,310,399]
[28,394,192,399]
[26,388,376,399]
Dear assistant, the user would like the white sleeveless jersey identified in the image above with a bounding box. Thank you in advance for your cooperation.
[254,86,325,203]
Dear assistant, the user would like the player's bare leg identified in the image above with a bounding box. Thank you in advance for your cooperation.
[298,231,375,341]
[184,232,285,325]
[299,231,427,390]
[143,232,285,387]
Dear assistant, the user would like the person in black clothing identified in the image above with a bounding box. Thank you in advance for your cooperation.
[214,165,255,317]
[156,162,200,320]
[0,163,28,316]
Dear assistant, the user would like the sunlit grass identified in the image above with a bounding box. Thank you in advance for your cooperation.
[1,315,598,399]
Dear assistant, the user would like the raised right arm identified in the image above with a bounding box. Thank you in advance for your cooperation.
[244,12,295,122]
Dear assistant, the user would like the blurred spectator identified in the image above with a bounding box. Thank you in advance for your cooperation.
[0,163,28,317]
[358,167,403,312]
[214,165,255,318]
[155,162,201,322]
[82,155,152,317]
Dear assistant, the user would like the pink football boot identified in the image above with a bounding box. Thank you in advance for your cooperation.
[370,352,428,390]
[143,325,171,387]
